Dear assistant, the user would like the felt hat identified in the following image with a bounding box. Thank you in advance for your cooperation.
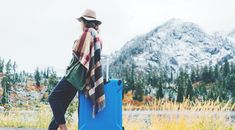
[77,9,102,25]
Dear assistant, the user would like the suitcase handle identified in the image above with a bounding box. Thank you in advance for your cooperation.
[101,55,109,82]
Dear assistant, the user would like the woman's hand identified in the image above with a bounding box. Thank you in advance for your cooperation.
[103,78,109,85]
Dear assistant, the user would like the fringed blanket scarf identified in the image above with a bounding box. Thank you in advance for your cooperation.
[72,27,105,118]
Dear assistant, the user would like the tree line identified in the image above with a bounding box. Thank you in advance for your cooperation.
[112,59,235,103]
[0,57,59,105]
[1,56,235,105]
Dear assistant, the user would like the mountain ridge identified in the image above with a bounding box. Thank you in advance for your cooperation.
[109,19,235,78]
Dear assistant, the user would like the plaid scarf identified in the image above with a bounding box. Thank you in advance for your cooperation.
[72,27,105,118]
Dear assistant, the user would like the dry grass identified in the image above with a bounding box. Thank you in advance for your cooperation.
[1,99,235,130]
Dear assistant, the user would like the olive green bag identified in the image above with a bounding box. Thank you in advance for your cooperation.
[64,56,87,91]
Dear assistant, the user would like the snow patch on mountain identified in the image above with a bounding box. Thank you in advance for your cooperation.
[110,19,235,76]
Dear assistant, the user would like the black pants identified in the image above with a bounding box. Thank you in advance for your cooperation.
[48,76,78,130]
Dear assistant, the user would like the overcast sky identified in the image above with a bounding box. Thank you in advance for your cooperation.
[1,0,235,75]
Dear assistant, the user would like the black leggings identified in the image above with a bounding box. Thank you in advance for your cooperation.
[48,76,78,130]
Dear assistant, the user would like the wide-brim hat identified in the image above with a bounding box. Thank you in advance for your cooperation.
[77,9,102,25]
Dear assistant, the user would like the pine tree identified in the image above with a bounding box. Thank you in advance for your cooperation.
[162,69,168,83]
[170,70,174,83]
[147,63,153,86]
[130,63,137,92]
[12,62,18,84]
[185,79,193,100]
[34,68,41,87]
[195,65,200,81]
[151,71,159,95]
[44,67,50,79]
[190,70,196,83]
[176,70,185,102]
[217,78,228,101]
[156,79,164,99]
[227,74,235,97]
[5,60,12,75]
[123,67,129,94]
[0,57,4,73]
[196,84,207,101]
[223,59,230,77]
[123,63,137,95]
[47,69,58,94]
[231,62,235,73]
[1,77,10,104]
[133,80,144,101]
[1,60,13,104]
[214,64,219,81]
[202,65,210,83]
[209,65,214,82]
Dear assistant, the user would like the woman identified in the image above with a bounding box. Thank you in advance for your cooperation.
[48,9,105,130]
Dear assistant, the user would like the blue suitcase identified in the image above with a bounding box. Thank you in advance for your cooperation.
[78,79,123,130]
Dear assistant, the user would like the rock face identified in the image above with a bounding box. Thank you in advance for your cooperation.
[109,19,235,77]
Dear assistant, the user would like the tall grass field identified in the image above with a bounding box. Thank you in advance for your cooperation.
[1,99,235,130]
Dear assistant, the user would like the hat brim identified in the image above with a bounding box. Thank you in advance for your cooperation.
[77,16,102,25]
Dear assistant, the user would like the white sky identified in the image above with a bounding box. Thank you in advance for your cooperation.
[0,0,235,75]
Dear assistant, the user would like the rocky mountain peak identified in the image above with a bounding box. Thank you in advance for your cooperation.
[110,19,235,78]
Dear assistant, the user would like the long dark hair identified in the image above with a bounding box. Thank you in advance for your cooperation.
[81,17,99,31]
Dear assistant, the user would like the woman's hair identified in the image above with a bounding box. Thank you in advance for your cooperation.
[81,17,99,31]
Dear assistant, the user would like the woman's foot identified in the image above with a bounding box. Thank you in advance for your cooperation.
[59,124,68,130]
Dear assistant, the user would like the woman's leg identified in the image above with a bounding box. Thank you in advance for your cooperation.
[48,117,58,130]
[48,77,77,130]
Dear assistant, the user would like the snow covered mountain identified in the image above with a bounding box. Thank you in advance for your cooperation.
[228,29,235,43]
[109,19,235,77]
